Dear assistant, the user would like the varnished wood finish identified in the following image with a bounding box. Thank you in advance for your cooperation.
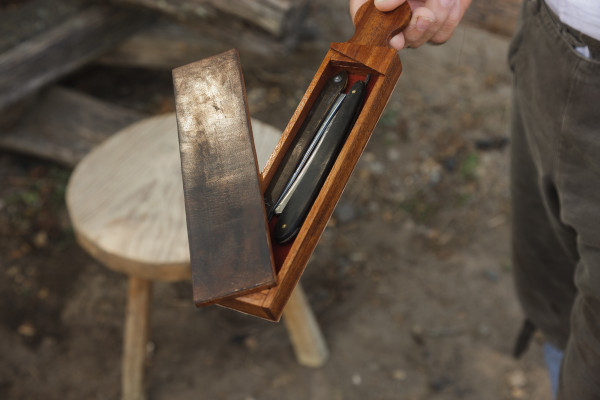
[349,1,411,47]
[218,0,410,320]
[173,50,276,306]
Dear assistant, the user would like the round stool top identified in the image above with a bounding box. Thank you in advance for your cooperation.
[67,113,280,282]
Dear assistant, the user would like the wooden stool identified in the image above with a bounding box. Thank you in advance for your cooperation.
[66,113,328,400]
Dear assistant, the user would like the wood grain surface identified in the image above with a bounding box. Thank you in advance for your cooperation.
[67,114,191,282]
[173,50,277,305]
[67,112,280,283]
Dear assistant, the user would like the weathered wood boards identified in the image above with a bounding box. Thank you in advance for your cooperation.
[100,17,296,70]
[0,0,307,165]
[102,0,308,69]
[0,0,155,111]
[0,87,144,167]
[98,20,220,70]
[112,0,308,38]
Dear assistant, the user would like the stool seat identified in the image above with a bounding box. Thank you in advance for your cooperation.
[66,112,328,400]
[66,113,280,282]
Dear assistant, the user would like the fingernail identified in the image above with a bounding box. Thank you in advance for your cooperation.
[441,0,454,7]
[416,16,433,31]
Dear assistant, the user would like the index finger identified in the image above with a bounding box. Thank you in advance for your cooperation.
[350,0,408,21]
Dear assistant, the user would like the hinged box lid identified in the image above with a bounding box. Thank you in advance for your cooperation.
[173,50,276,306]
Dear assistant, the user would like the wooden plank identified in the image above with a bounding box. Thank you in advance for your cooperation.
[0,87,145,167]
[0,0,84,54]
[463,0,521,38]
[210,0,306,39]
[98,20,220,69]
[112,0,308,38]
[0,0,155,111]
[103,0,308,68]
[173,50,277,306]
[99,17,293,70]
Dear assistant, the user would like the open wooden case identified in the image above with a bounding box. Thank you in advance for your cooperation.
[174,1,411,321]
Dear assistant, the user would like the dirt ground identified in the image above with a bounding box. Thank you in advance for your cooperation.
[0,1,554,399]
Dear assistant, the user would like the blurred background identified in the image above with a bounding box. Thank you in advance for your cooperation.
[0,0,552,399]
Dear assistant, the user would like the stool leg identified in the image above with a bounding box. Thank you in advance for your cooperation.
[282,283,329,368]
[122,276,152,400]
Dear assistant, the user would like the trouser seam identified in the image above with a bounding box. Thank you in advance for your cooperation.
[555,59,580,225]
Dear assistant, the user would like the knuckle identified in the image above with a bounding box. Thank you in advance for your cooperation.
[445,13,461,29]
[429,37,449,45]
[406,37,428,49]
[430,19,458,44]
[430,30,452,44]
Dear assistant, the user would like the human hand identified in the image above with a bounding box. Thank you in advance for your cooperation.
[349,0,472,50]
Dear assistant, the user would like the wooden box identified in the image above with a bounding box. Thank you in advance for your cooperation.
[174,1,410,321]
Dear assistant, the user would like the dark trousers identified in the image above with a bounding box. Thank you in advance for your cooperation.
[509,0,600,398]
